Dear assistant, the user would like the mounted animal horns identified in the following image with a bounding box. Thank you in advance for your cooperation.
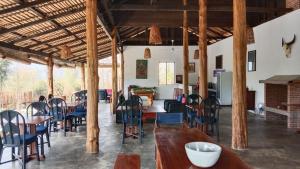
[282,34,296,46]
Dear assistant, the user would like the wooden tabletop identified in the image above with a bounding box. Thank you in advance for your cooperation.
[114,153,140,169]
[154,127,251,169]
[24,116,52,125]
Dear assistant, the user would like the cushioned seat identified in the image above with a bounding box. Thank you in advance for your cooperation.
[22,134,37,144]
[36,125,47,134]
[70,111,86,118]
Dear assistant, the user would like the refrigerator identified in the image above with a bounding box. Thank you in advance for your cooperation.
[217,72,232,105]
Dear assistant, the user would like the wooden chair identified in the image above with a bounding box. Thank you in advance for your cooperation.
[114,153,140,169]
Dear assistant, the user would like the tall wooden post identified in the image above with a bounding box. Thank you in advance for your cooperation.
[111,28,118,113]
[81,63,86,90]
[47,56,54,95]
[86,0,99,153]
[183,0,189,96]
[232,0,248,150]
[121,46,125,91]
[199,0,208,99]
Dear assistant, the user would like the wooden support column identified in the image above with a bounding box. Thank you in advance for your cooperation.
[199,0,208,99]
[183,0,189,96]
[86,0,99,153]
[81,63,86,90]
[111,28,118,114]
[47,56,54,95]
[232,0,248,150]
[121,46,125,91]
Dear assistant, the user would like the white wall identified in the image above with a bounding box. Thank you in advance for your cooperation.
[207,9,300,106]
[124,46,198,99]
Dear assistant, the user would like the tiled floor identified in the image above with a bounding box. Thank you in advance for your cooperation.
[1,101,300,169]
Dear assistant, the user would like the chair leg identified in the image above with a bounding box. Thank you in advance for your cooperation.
[139,121,142,144]
[216,123,220,142]
[64,120,67,137]
[22,145,26,169]
[46,131,51,147]
[122,123,126,144]
[35,141,40,161]
[40,135,44,157]
[0,143,3,163]
[12,147,15,160]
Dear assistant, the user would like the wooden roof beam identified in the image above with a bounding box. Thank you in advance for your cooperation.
[26,29,86,49]
[71,44,111,57]
[0,6,85,35]
[12,20,86,43]
[42,36,110,53]
[110,4,292,13]
[101,0,122,45]
[0,0,49,15]
[71,48,112,61]
[0,41,49,57]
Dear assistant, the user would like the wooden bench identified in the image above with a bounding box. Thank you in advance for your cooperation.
[114,153,140,169]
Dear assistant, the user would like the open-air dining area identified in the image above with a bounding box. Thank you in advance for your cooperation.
[1,0,300,169]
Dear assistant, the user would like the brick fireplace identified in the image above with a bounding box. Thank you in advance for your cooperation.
[262,75,300,129]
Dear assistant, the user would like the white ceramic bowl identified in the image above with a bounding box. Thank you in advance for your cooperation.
[185,142,222,168]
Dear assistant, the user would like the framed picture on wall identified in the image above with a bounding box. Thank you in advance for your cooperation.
[248,50,256,72]
[136,60,148,79]
[188,63,195,73]
[176,75,183,84]
[216,55,223,69]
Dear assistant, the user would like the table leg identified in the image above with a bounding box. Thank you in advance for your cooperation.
[28,124,45,160]
[156,147,162,169]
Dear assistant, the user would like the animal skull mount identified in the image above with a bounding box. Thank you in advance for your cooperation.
[282,35,296,58]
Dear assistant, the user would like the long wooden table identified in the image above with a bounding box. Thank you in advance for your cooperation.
[154,127,251,169]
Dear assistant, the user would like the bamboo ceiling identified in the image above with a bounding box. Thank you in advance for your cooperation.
[0,0,112,65]
[0,0,293,65]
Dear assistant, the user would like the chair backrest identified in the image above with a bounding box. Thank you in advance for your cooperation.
[48,98,67,121]
[202,96,220,122]
[75,100,87,112]
[0,110,26,146]
[155,113,184,127]
[129,95,143,106]
[26,101,49,117]
[72,90,87,102]
[117,94,126,107]
[122,99,143,124]
[98,89,108,100]
[188,94,202,105]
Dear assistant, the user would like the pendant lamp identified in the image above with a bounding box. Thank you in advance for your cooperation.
[149,25,162,45]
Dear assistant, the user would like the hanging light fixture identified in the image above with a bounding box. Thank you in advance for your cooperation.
[144,48,151,59]
[194,49,199,59]
[149,25,162,45]
[60,45,72,59]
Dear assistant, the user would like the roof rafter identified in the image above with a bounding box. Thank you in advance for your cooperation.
[0,6,85,35]
[0,0,49,15]
[11,19,86,44]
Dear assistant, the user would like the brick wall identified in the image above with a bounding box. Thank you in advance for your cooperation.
[287,83,300,128]
[286,0,300,9]
[265,84,287,109]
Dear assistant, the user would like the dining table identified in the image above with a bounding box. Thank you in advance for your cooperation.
[23,115,52,160]
[154,127,251,169]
